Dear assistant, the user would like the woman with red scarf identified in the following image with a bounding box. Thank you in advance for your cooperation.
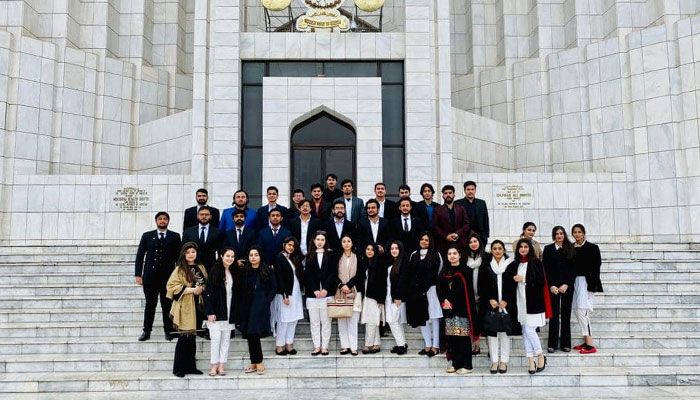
[438,245,477,374]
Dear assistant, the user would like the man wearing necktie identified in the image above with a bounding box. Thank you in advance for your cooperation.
[257,209,291,264]
[390,197,427,256]
[223,208,257,267]
[135,212,181,341]
[182,206,222,273]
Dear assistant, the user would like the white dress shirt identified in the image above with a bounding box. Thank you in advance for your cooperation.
[369,218,380,242]
[198,224,209,241]
[299,216,310,255]
[344,197,353,221]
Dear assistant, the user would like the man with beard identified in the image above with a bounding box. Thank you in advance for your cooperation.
[322,200,357,253]
[135,212,181,341]
[257,209,292,263]
[373,182,398,220]
[390,197,427,255]
[219,190,257,232]
[336,179,365,223]
[322,173,343,203]
[289,199,320,256]
[183,188,219,232]
[182,206,222,272]
[432,185,470,256]
[310,183,331,221]
[455,180,490,245]
[357,199,391,254]
[222,209,257,267]
[414,183,437,229]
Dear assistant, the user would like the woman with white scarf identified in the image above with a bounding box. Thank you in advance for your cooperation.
[465,232,485,354]
[335,235,362,355]
[477,240,511,374]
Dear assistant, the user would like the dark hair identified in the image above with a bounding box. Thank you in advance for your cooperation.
[306,230,330,265]
[365,198,379,210]
[340,179,353,187]
[332,199,346,208]
[245,246,272,282]
[490,239,509,259]
[420,183,435,195]
[444,244,462,266]
[232,208,246,217]
[374,182,386,190]
[196,188,208,195]
[466,231,485,259]
[551,225,575,259]
[176,242,200,283]
[266,186,278,195]
[293,188,305,196]
[463,181,476,189]
[155,211,170,220]
[299,199,312,209]
[412,231,439,268]
[441,185,455,193]
[515,238,537,261]
[269,209,283,217]
[362,244,379,276]
[281,236,304,284]
[397,196,412,207]
[339,234,355,255]
[197,206,212,215]
[571,223,586,236]
[389,240,405,280]
[522,221,537,232]
[233,190,249,205]
[326,173,338,180]
[310,183,323,192]
[209,247,236,288]
[398,184,411,192]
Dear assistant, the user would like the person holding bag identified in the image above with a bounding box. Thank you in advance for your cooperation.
[360,244,385,354]
[465,232,485,354]
[333,235,363,355]
[478,240,512,374]
[303,231,336,356]
[386,240,409,355]
[438,245,477,375]
[203,247,236,376]
[166,242,207,377]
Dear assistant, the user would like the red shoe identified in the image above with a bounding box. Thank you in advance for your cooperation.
[580,346,597,354]
[573,344,586,350]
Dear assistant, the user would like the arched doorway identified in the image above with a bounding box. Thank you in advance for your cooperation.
[291,111,356,195]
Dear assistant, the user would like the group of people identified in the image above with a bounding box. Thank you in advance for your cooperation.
[134,174,603,378]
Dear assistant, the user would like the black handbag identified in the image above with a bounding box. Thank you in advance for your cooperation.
[484,308,512,333]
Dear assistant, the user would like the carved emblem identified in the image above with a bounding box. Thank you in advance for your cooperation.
[296,0,349,32]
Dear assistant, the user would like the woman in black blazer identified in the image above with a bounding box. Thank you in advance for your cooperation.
[360,244,386,353]
[272,237,304,356]
[504,238,549,374]
[571,223,603,354]
[386,240,409,355]
[542,226,576,353]
[303,230,337,356]
[203,247,236,376]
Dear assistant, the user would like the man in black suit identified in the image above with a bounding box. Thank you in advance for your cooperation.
[182,206,222,272]
[289,199,320,256]
[257,209,292,264]
[135,212,181,341]
[455,180,490,245]
[391,197,427,255]
[310,183,331,221]
[288,188,305,219]
[322,173,342,203]
[322,199,357,253]
[222,209,257,267]
[337,179,365,224]
[397,184,425,221]
[183,188,219,232]
[357,199,391,254]
[256,186,289,229]
[373,182,398,220]
[414,183,438,229]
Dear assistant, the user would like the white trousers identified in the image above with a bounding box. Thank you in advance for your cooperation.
[337,311,360,351]
[487,332,511,363]
[387,320,406,347]
[209,329,232,364]
[575,308,593,337]
[419,318,440,348]
[307,299,332,349]
[364,323,381,347]
[522,325,543,358]
[275,320,298,346]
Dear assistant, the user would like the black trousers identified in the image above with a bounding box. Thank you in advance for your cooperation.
[548,288,574,349]
[173,334,197,374]
[247,334,263,364]
[143,282,173,334]
[447,335,472,370]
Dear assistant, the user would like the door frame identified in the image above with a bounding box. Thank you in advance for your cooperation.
[290,145,356,194]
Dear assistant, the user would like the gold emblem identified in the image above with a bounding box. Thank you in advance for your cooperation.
[355,0,385,12]
[296,0,349,32]
[260,0,292,11]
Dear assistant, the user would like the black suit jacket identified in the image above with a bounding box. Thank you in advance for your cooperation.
[413,201,437,229]
[311,199,332,221]
[322,219,357,253]
[182,225,222,270]
[455,197,490,243]
[390,215,427,255]
[356,217,391,252]
[255,204,290,229]
[542,243,576,288]
[377,199,398,220]
[289,216,321,252]
[257,225,292,264]
[135,230,181,285]
[222,226,257,264]
[183,205,220,232]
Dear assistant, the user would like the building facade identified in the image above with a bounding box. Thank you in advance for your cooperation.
[1,0,700,243]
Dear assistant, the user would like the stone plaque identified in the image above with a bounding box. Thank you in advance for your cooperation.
[494,184,534,209]
[112,187,149,211]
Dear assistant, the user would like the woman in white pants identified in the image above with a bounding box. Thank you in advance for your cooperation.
[360,244,384,354]
[386,241,409,355]
[406,232,443,357]
[478,240,511,374]
[273,237,304,355]
[505,239,549,374]
[335,235,362,355]
[203,248,236,376]
[465,232,485,354]
[303,231,336,356]
[571,224,603,354]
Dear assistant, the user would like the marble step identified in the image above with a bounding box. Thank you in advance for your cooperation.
[1,366,698,393]
[2,331,698,356]
[2,348,700,375]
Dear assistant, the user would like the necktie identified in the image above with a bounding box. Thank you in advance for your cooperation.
[200,227,205,243]
[273,228,278,238]
[159,232,164,241]
[404,218,409,232]
[237,228,242,242]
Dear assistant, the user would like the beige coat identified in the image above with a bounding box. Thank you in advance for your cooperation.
[166,264,207,333]
[512,237,543,260]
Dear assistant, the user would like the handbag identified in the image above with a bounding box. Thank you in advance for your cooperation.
[327,293,354,319]
[484,308,513,333]
[444,316,470,337]
[353,292,363,312]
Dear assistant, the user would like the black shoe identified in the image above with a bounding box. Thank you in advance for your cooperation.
[340,349,351,355]
[547,347,555,353]
[311,350,321,356]
[287,349,297,355]
[191,369,203,375]
[418,349,428,355]
[351,351,358,356]
[275,349,288,356]
[362,348,371,354]
[174,371,185,378]
[536,356,547,373]
[426,350,436,358]
[138,331,150,341]
[395,345,407,355]
[390,346,398,354]
[562,347,571,352]
[498,364,507,374]
[165,332,174,341]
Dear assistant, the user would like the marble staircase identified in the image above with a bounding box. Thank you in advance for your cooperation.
[1,243,699,393]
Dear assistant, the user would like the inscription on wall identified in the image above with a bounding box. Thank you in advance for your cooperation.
[494,184,534,209]
[111,187,149,211]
